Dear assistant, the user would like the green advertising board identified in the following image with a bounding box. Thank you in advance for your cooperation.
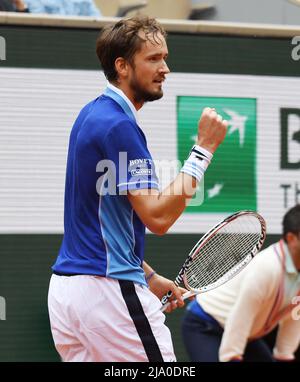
[177,96,257,213]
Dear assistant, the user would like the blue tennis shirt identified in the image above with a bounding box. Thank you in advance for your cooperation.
[52,84,159,286]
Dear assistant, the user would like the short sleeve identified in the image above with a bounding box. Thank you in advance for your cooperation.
[103,120,160,194]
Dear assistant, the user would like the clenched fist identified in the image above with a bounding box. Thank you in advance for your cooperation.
[197,107,228,154]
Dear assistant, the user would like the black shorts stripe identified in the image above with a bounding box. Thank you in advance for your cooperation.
[118,280,164,362]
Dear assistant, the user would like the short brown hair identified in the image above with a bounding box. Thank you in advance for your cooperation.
[283,204,300,241]
[96,16,166,82]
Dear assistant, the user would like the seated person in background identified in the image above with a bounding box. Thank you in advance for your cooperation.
[181,204,300,362]
[24,0,101,16]
[0,0,13,11]
[0,0,28,12]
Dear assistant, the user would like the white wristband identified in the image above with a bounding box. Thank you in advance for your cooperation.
[180,145,213,182]
[190,145,213,163]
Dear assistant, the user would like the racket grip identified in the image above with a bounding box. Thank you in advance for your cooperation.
[160,290,173,306]
[160,290,195,312]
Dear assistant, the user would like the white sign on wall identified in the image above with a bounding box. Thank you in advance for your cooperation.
[0,68,299,234]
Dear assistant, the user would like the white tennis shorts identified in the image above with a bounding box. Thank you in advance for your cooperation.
[48,274,176,362]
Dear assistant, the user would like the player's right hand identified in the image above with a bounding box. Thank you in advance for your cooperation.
[197,107,228,154]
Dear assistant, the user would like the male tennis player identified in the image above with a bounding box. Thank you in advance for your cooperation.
[182,204,300,362]
[48,16,228,362]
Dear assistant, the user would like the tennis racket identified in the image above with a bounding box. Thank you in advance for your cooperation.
[161,210,266,311]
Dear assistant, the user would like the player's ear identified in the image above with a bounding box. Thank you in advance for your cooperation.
[114,57,129,80]
[286,232,298,245]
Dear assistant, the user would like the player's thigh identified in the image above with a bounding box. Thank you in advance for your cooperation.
[134,283,176,362]
[70,277,174,361]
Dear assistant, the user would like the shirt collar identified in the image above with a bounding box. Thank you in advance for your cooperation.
[106,82,138,123]
[282,240,298,276]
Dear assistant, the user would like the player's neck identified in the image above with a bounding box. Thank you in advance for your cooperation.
[110,81,144,111]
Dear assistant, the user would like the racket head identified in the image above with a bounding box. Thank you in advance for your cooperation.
[182,210,266,294]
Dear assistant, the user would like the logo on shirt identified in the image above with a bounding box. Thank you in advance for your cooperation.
[129,159,153,177]
[95,153,157,196]
[177,96,256,213]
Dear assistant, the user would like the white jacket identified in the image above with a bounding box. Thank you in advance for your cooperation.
[197,241,300,361]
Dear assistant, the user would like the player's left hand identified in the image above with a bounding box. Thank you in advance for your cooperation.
[148,273,189,313]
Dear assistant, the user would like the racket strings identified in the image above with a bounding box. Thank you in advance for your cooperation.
[185,216,262,290]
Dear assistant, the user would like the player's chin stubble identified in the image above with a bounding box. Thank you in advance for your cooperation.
[130,79,163,103]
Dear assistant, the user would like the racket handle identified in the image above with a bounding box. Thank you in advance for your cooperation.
[160,290,195,312]
[160,290,173,306]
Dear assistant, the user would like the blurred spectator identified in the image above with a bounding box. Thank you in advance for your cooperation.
[0,0,13,11]
[181,204,300,362]
[0,0,28,12]
[23,0,101,16]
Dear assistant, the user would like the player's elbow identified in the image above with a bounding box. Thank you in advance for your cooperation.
[147,218,170,236]
[151,225,169,236]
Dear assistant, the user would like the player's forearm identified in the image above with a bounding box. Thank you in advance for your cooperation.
[128,172,198,235]
[150,172,198,232]
[142,261,155,278]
